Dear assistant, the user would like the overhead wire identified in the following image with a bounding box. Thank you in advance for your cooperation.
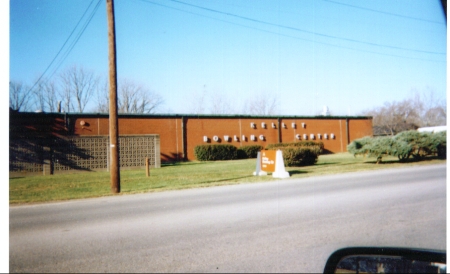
[47,0,103,80]
[322,0,445,25]
[26,0,446,96]
[164,0,445,56]
[27,0,102,93]
[136,0,445,62]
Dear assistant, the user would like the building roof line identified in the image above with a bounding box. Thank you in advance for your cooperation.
[12,111,373,120]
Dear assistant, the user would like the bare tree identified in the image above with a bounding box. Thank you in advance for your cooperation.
[44,81,60,112]
[32,80,60,112]
[364,88,446,136]
[423,106,446,126]
[209,92,234,115]
[93,78,163,114]
[367,100,420,136]
[186,86,234,115]
[243,92,279,115]
[118,79,163,114]
[59,65,99,113]
[9,81,32,111]
[187,88,207,115]
[94,80,109,113]
[410,88,446,127]
[32,81,46,112]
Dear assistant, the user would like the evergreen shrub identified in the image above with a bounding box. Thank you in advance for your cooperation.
[346,136,373,157]
[194,144,238,161]
[237,145,264,159]
[430,131,446,159]
[276,146,321,166]
[265,141,322,166]
[347,130,447,163]
[266,141,324,153]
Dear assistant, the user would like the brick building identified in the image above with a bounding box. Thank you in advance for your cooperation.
[10,111,372,174]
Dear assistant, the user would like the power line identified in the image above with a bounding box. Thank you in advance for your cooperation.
[322,0,445,25]
[48,0,102,79]
[164,0,445,56]
[137,0,445,62]
[27,0,101,93]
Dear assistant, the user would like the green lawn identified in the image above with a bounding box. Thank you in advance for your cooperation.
[10,153,446,204]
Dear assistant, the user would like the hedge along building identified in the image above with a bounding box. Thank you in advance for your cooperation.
[9,111,373,174]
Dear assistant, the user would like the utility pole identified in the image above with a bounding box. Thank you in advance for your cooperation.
[106,0,120,193]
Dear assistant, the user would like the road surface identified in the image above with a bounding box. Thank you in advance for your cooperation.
[10,164,446,273]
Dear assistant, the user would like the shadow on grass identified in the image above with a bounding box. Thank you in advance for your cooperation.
[149,185,167,189]
[162,159,255,168]
[417,156,446,161]
[162,161,206,167]
[363,160,399,165]
[198,175,254,184]
[314,162,339,166]
[331,162,365,166]
[287,170,308,175]
[363,156,446,165]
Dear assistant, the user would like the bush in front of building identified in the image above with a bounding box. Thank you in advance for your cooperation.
[276,146,321,166]
[347,130,447,163]
[430,131,446,159]
[194,144,238,161]
[237,145,264,159]
[266,141,324,154]
[346,136,374,160]
[395,130,446,160]
[265,141,322,166]
[348,135,413,163]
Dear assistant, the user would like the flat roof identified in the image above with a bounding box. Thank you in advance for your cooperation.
[11,111,373,120]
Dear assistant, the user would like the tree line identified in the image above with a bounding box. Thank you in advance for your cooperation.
[362,88,446,135]
[9,65,163,114]
[10,64,281,116]
[186,89,279,115]
[11,64,445,125]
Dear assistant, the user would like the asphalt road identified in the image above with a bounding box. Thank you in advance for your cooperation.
[10,164,446,273]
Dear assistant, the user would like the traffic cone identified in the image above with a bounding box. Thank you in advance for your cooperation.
[253,151,268,176]
[272,150,290,178]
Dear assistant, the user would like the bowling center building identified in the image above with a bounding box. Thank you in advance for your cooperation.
[9,111,373,175]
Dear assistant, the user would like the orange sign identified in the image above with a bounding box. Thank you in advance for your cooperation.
[260,150,276,172]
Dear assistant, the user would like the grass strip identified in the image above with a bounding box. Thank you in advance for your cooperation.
[10,153,445,204]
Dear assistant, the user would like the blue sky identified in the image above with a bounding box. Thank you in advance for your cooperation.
[8,0,447,115]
